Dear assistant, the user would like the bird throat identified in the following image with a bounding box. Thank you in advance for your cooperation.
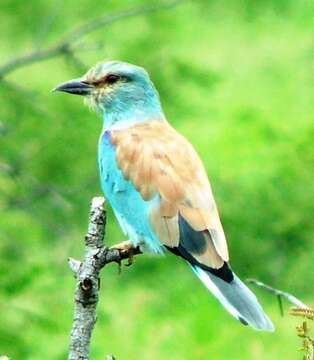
[102,103,165,131]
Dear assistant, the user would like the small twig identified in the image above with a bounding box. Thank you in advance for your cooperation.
[0,1,184,79]
[68,197,141,360]
[247,278,309,309]
[246,272,313,355]
[277,294,284,316]
[68,258,82,274]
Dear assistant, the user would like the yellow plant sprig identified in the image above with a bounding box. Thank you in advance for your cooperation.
[290,307,314,360]
[290,307,314,321]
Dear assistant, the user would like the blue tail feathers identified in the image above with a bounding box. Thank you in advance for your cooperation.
[191,264,274,331]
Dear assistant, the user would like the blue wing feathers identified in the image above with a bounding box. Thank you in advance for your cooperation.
[98,131,163,253]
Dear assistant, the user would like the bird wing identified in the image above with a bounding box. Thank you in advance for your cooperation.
[110,120,229,268]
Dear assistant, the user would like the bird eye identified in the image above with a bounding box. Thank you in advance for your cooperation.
[106,74,121,84]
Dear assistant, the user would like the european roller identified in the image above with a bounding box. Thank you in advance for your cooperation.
[54,61,274,331]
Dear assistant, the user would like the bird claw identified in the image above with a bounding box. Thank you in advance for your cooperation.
[124,252,134,267]
[114,254,133,273]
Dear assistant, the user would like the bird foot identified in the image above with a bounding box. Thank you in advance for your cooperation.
[110,241,135,272]
[110,240,133,252]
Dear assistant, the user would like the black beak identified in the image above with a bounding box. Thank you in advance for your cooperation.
[52,79,94,96]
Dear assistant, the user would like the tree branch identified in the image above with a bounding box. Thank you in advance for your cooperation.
[68,196,141,360]
[247,278,309,311]
[0,1,184,79]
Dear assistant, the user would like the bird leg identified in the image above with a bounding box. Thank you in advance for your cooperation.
[125,252,134,267]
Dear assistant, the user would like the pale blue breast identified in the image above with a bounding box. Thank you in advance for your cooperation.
[98,130,163,253]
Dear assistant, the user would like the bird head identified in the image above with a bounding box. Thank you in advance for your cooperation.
[53,61,164,123]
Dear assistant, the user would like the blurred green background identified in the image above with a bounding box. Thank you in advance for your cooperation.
[0,0,313,359]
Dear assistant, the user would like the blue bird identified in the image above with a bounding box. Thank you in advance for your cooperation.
[54,61,274,331]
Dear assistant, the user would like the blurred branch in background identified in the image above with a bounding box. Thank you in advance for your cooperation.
[68,197,141,360]
[0,1,184,80]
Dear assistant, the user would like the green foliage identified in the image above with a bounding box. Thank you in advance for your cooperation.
[0,0,313,358]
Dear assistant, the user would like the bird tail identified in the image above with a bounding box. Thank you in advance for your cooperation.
[191,264,274,331]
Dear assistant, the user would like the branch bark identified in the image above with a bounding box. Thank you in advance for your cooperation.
[68,197,141,360]
[0,1,184,79]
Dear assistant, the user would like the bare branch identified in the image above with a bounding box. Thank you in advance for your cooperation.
[247,278,309,309]
[68,197,141,360]
[68,196,106,360]
[0,1,184,79]
[0,45,67,79]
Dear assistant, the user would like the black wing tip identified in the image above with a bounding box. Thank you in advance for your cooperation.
[164,244,234,283]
